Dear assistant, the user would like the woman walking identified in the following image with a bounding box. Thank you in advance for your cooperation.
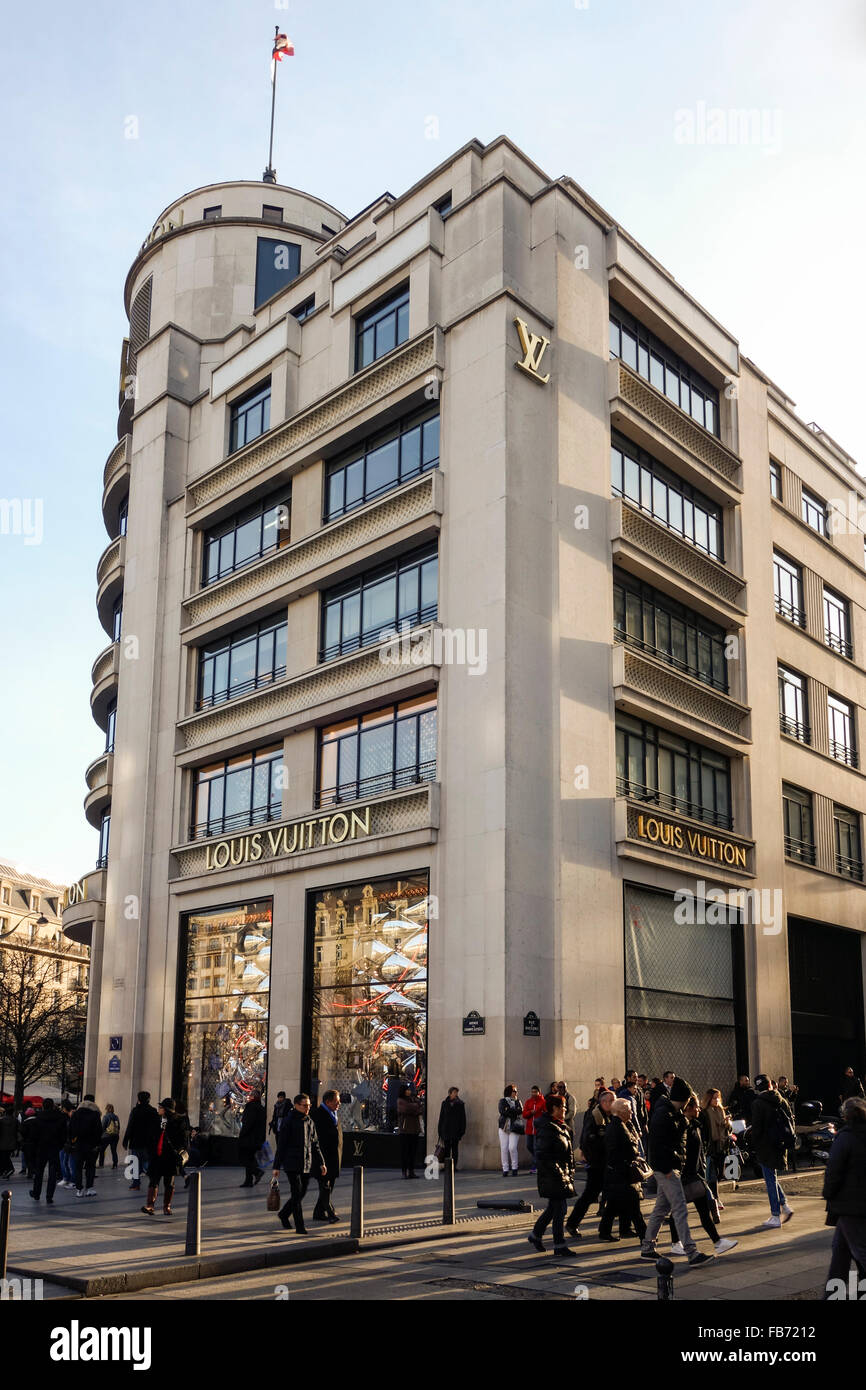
[699,1088,732,1210]
[669,1095,737,1255]
[498,1084,523,1176]
[141,1098,189,1217]
[238,1089,267,1187]
[526,1092,577,1257]
[397,1085,423,1178]
[597,1097,648,1242]
[98,1103,121,1168]
[522,1085,546,1175]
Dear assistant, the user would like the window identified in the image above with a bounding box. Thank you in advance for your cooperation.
[611,433,723,561]
[321,546,438,661]
[112,598,123,643]
[355,285,410,370]
[31,893,40,911]
[0,886,8,905]
[615,714,732,829]
[778,666,810,743]
[97,809,111,869]
[824,587,852,657]
[254,237,300,309]
[609,301,720,436]
[118,496,128,537]
[229,381,271,454]
[613,569,728,691]
[291,296,315,323]
[828,693,858,767]
[192,745,283,838]
[203,206,222,221]
[434,193,453,218]
[770,461,782,499]
[0,918,7,934]
[262,204,283,224]
[802,487,827,536]
[782,784,815,864]
[197,616,287,709]
[834,805,863,881]
[105,698,117,754]
[325,410,439,521]
[202,493,289,585]
[773,552,805,627]
[317,694,437,807]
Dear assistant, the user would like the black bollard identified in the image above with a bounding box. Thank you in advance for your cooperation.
[656,1255,675,1300]
[350,1165,364,1239]
[184,1170,201,1257]
[442,1157,455,1224]
[0,1189,10,1282]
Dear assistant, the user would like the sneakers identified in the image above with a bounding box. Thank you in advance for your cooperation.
[714,1238,738,1254]
[85,1188,98,1197]
[688,1252,716,1267]
[781,1205,794,1223]
[76,1190,86,1198]
[639,1248,658,1260]
[669,1241,686,1256]
[761,1215,782,1228]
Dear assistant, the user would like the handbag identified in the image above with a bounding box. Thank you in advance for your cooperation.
[511,1116,526,1135]
[682,1176,710,1203]
[266,1176,281,1212]
[434,1141,446,1162]
[176,1149,190,1169]
[630,1157,653,1183]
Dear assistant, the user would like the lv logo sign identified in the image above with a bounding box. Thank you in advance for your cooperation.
[514,317,551,383]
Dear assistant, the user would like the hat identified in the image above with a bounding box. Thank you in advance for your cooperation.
[754,1074,770,1092]
[159,1097,176,1112]
[25,1107,36,1116]
[669,1076,692,1103]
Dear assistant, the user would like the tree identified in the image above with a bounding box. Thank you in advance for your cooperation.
[0,944,87,1108]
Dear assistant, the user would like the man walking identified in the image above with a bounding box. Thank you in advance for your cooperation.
[751,1074,795,1228]
[69,1094,103,1198]
[122,1091,160,1191]
[437,1086,467,1169]
[839,1067,865,1107]
[29,1098,66,1204]
[727,1074,757,1122]
[640,1076,715,1268]
[312,1089,343,1223]
[273,1094,325,1235]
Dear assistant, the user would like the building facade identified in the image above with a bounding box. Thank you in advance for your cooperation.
[64,137,866,1164]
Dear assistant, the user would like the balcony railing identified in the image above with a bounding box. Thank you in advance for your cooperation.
[825,628,853,659]
[190,802,282,841]
[615,776,733,830]
[779,714,811,744]
[836,852,864,882]
[775,594,806,628]
[614,626,728,693]
[195,664,288,712]
[316,760,436,810]
[784,834,816,865]
[829,739,858,768]
[320,603,438,664]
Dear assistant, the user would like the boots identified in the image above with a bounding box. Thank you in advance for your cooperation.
[141,1186,157,1214]
[163,1182,174,1215]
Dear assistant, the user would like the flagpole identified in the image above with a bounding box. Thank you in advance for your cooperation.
[264,24,279,183]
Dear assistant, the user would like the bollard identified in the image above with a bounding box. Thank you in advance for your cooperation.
[184,1170,201,1258]
[0,1190,10,1282]
[656,1255,675,1300]
[442,1157,455,1225]
[349,1165,364,1239]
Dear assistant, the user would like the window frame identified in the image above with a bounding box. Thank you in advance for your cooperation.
[834,804,863,881]
[782,783,815,864]
[769,460,782,500]
[191,744,284,839]
[321,545,438,662]
[354,284,410,372]
[324,409,439,522]
[316,694,438,808]
[609,300,720,437]
[201,490,290,587]
[611,432,724,561]
[615,714,733,830]
[778,665,810,744]
[773,552,806,627]
[613,568,728,692]
[823,586,852,658]
[827,692,858,767]
[228,380,272,455]
[196,614,288,710]
[801,486,828,537]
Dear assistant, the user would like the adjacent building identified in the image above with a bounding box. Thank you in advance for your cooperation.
[64,136,866,1164]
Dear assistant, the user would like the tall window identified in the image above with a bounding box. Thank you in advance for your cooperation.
[609,301,720,436]
[325,411,439,522]
[321,546,438,661]
[828,693,857,767]
[255,237,300,309]
[615,714,732,829]
[192,745,283,839]
[229,381,271,454]
[97,809,111,869]
[291,296,315,323]
[355,285,410,370]
[824,587,851,657]
[112,598,123,642]
[613,569,728,691]
[773,552,805,627]
[782,784,815,864]
[197,616,287,709]
[202,493,289,585]
[769,461,782,499]
[118,497,128,537]
[317,695,437,808]
[801,487,827,536]
[105,698,117,754]
[611,433,723,560]
[778,666,809,743]
[834,805,863,881]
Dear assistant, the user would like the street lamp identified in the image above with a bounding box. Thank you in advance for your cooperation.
[0,908,50,1103]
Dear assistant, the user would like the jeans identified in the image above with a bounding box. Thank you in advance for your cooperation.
[59,1149,74,1183]
[568,1166,604,1228]
[760,1164,787,1217]
[825,1216,866,1294]
[31,1155,59,1201]
[98,1136,119,1167]
[130,1147,149,1186]
[642,1171,698,1257]
[533,1197,567,1246]
[498,1129,520,1172]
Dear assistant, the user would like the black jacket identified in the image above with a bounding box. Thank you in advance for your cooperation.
[438,1097,466,1141]
[727,1083,757,1122]
[313,1104,343,1179]
[823,1122,866,1219]
[68,1101,103,1150]
[269,1098,290,1136]
[647,1097,687,1174]
[534,1113,575,1201]
[647,1081,668,1115]
[238,1099,266,1160]
[680,1119,707,1185]
[603,1114,643,1190]
[498,1097,522,1131]
[151,1112,190,1167]
[750,1089,794,1170]
[274,1108,324,1176]
[34,1108,66,1157]
[579,1104,609,1169]
[123,1102,161,1151]
[840,1075,865,1102]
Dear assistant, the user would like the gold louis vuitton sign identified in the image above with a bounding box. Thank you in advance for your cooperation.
[204,805,372,871]
[514,317,551,383]
[635,813,748,870]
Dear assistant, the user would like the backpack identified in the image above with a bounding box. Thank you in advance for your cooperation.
[106,1117,120,1137]
[767,1099,795,1149]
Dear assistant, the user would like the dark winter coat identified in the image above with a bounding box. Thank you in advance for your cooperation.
[438,1097,467,1141]
[149,1112,190,1174]
[0,1112,16,1152]
[397,1096,422,1135]
[274,1108,324,1176]
[727,1083,757,1122]
[680,1118,707,1185]
[313,1104,343,1180]
[237,1099,266,1162]
[533,1113,575,1201]
[34,1107,67,1157]
[122,1101,160,1151]
[603,1113,644,1191]
[68,1100,103,1151]
[823,1121,866,1219]
[749,1089,794,1170]
[579,1104,609,1169]
[647,1096,688,1174]
[840,1074,865,1102]
[21,1114,38,1155]
[498,1096,522,1132]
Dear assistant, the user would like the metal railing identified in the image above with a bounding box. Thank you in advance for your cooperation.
[829,738,858,768]
[614,627,728,693]
[775,594,806,628]
[190,803,282,841]
[825,628,853,659]
[195,664,288,711]
[784,834,816,865]
[616,776,733,830]
[316,761,436,810]
[779,714,810,744]
[320,603,438,663]
[836,852,864,882]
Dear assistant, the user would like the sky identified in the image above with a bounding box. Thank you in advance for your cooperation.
[0,0,864,884]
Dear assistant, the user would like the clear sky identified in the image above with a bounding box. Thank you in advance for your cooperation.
[1,0,864,883]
